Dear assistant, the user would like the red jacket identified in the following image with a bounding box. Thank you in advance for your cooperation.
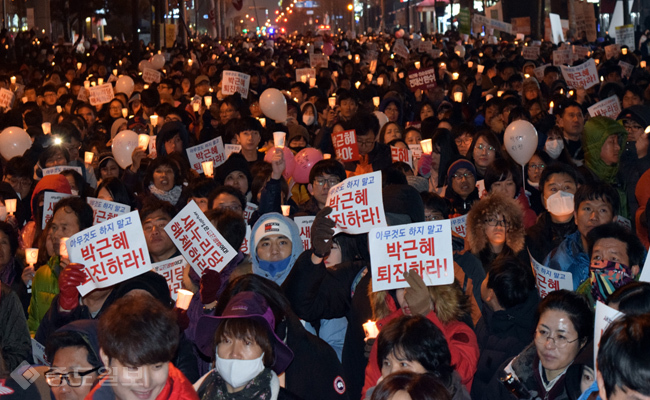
[361,296,479,399]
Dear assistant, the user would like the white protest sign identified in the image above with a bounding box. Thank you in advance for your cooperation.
[605,44,621,60]
[572,45,591,60]
[325,171,386,235]
[31,338,48,365]
[476,179,486,198]
[42,192,73,229]
[549,13,565,44]
[522,46,540,60]
[0,88,14,109]
[639,253,650,283]
[530,254,573,298]
[619,61,633,79]
[534,64,550,81]
[295,68,316,82]
[151,255,187,300]
[391,146,412,166]
[588,95,622,120]
[164,201,237,275]
[393,41,410,59]
[244,202,258,224]
[560,59,599,89]
[67,211,150,296]
[240,225,252,255]
[294,216,315,251]
[225,144,242,159]
[42,166,83,177]
[450,214,467,237]
[615,24,635,51]
[553,49,573,66]
[142,68,162,84]
[88,83,115,106]
[370,220,454,292]
[310,54,329,69]
[186,137,226,174]
[221,71,251,99]
[408,144,423,159]
[86,197,131,225]
[594,301,624,367]
[575,0,597,42]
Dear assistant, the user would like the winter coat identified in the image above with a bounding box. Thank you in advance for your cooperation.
[635,168,650,249]
[516,188,538,229]
[544,231,590,291]
[251,213,303,286]
[471,290,540,399]
[444,186,479,217]
[27,255,61,334]
[343,142,392,177]
[0,257,30,315]
[0,283,32,371]
[526,212,577,265]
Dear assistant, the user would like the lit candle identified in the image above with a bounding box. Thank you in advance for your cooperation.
[188,59,193,67]
[477,65,484,73]
[84,81,90,89]
[84,152,94,164]
[259,117,266,128]
[373,96,380,107]
[549,101,554,115]
[486,94,493,101]
[377,76,384,86]
[260,61,265,67]
[524,74,530,79]
[569,90,574,97]
[354,54,360,64]
[10,76,15,85]
[204,96,212,108]
[595,59,600,65]
[414,61,421,69]
[202,161,214,177]
[328,97,336,108]
[97,78,103,85]
[367,73,373,82]
[176,289,194,310]
[453,92,463,102]
[309,77,317,88]
[420,139,433,155]
[77,62,82,70]
[193,102,200,112]
[59,237,69,259]
[289,59,294,65]
[301,75,307,83]
[138,134,150,150]
[150,114,159,127]
[25,248,38,266]
[363,320,379,340]
[273,131,286,148]
[56,105,62,114]
[235,57,239,63]
[41,122,51,135]
[355,81,361,89]
[143,84,149,89]
[281,205,291,216]
[332,71,338,78]
[348,54,352,60]
[467,61,473,68]
[323,153,331,159]
[122,108,128,118]
[497,91,504,97]
[452,72,459,80]
[113,69,118,76]
[641,61,647,69]
[440,62,446,70]
[91,81,96,87]
[622,48,628,55]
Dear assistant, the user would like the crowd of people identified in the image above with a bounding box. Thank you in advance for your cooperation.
[0,23,649,400]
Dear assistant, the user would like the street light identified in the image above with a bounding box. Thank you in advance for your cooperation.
[347,3,353,32]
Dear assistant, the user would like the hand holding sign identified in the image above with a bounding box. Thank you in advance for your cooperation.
[58,263,86,311]
[404,270,433,315]
[200,269,222,304]
[312,207,336,257]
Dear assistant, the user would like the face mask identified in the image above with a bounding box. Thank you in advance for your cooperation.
[71,189,79,196]
[545,139,564,159]
[546,190,574,216]
[302,115,315,126]
[589,260,635,303]
[257,256,292,276]
[216,353,265,389]
[290,145,306,153]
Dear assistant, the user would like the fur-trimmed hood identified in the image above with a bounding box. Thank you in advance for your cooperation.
[466,193,525,255]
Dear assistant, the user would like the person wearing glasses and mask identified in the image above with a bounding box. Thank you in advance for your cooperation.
[485,290,593,400]
[342,113,392,177]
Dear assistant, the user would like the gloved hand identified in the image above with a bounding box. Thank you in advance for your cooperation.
[417,153,433,177]
[403,270,433,316]
[200,269,222,305]
[175,308,190,331]
[311,206,336,258]
[58,263,86,311]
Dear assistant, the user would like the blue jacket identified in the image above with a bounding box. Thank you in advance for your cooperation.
[251,213,302,286]
[544,230,590,290]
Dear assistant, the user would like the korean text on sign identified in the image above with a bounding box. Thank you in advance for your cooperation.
[88,83,115,106]
[560,59,598,90]
[407,68,437,91]
[593,301,624,367]
[186,137,226,174]
[370,220,455,292]
[244,202,258,224]
[390,146,412,166]
[42,166,83,177]
[295,68,316,81]
[142,68,162,84]
[450,214,467,238]
[587,95,622,120]
[164,201,236,276]
[86,197,131,225]
[221,71,251,99]
[42,192,73,229]
[325,171,386,235]
[294,216,315,251]
[67,211,150,296]
[152,255,187,300]
[331,130,360,162]
[0,88,14,109]
[530,253,572,298]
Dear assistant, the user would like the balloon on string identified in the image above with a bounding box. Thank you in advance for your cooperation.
[150,54,166,70]
[259,88,288,123]
[0,127,32,160]
[138,60,152,72]
[293,148,324,184]
[373,111,389,130]
[264,146,296,180]
[454,44,466,58]
[504,120,538,166]
[323,42,335,56]
[111,130,139,169]
[115,75,135,97]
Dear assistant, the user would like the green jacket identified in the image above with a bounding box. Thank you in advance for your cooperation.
[27,256,61,334]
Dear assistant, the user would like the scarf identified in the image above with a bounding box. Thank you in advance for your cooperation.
[200,368,273,400]
[258,256,292,277]
[0,257,15,286]
[148,184,183,205]
[589,260,635,303]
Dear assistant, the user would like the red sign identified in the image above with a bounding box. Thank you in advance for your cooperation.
[331,130,360,162]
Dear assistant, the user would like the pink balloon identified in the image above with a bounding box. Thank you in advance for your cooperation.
[323,42,335,56]
[293,148,324,184]
[264,146,296,180]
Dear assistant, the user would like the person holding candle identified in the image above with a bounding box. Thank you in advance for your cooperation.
[3,156,35,227]
[418,129,460,195]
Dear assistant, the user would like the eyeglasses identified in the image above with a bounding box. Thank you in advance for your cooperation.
[143,219,168,232]
[357,139,375,146]
[425,213,444,221]
[45,366,101,387]
[623,122,643,131]
[476,143,496,153]
[529,163,545,171]
[534,328,579,348]
[451,173,474,181]
[314,178,340,187]
[455,138,473,146]
[484,217,508,227]
[216,203,243,212]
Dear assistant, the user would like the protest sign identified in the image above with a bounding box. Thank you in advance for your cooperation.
[604,44,621,60]
[67,211,150,296]
[331,130,360,162]
[428,48,442,59]
[77,89,89,103]
[572,45,591,60]
[88,83,114,106]
[243,202,258,224]
[370,220,454,292]
[615,24,635,51]
[86,197,131,225]
[164,201,237,275]
[310,54,329,69]
[450,214,467,237]
[638,252,650,283]
[0,88,14,109]
[408,144,423,159]
[32,339,47,365]
[294,216,315,251]
[240,225,252,255]
[142,68,162,84]
[534,64,550,81]
[560,59,599,89]
[417,40,432,53]
[225,144,242,158]
[472,14,513,34]
[594,301,624,367]
[530,254,573,298]
[619,61,633,79]
[549,13,564,44]
[390,146,412,166]
[522,46,540,60]
[295,68,316,81]
[42,166,83,177]
[393,39,410,59]
[553,49,573,66]
[407,68,437,91]
[574,0,597,42]
[511,17,531,35]
[588,95,622,120]
[325,171,386,235]
[186,137,226,174]
[151,255,187,300]
[42,192,73,229]
[221,71,250,99]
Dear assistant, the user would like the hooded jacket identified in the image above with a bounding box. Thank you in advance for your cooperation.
[0,283,32,371]
[21,175,72,248]
[250,213,302,286]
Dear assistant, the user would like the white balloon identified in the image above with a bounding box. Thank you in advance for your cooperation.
[373,111,389,130]
[259,88,287,123]
[138,60,152,72]
[150,54,166,70]
[111,130,139,169]
[115,75,135,97]
[0,126,32,160]
[454,44,466,58]
[504,120,538,165]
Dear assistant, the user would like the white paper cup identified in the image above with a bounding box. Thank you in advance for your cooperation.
[26,248,38,265]
[59,237,69,259]
[84,152,94,164]
[175,289,194,310]
[273,131,286,149]
[41,122,51,135]
[138,134,150,151]
[281,205,291,216]
[202,161,214,177]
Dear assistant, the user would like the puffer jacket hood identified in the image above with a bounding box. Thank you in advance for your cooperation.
[466,193,525,255]
[583,116,627,183]
[30,174,72,216]
[250,212,302,286]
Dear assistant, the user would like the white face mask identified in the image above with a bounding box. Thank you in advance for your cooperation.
[302,115,315,126]
[215,353,265,389]
[545,139,564,159]
[546,190,574,216]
